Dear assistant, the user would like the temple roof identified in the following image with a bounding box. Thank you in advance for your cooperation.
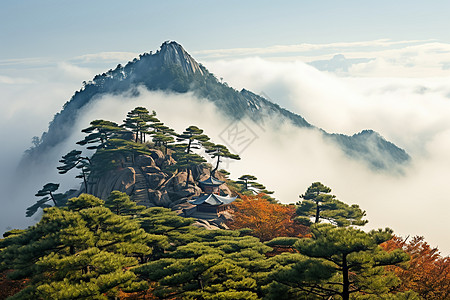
[198,176,224,186]
[190,194,237,206]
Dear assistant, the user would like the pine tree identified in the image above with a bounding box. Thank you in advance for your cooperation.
[123,107,159,143]
[1,194,153,299]
[57,149,91,192]
[151,124,176,155]
[105,190,146,216]
[236,174,276,202]
[170,151,207,187]
[134,230,272,299]
[104,138,153,164]
[296,182,367,226]
[77,119,123,149]
[26,183,72,217]
[176,125,210,154]
[269,224,413,300]
[172,125,210,185]
[204,142,240,176]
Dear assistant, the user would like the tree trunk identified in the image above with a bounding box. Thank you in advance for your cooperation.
[185,168,191,188]
[198,276,204,291]
[49,192,57,206]
[315,200,320,223]
[342,253,349,300]
[82,169,88,193]
[187,139,192,153]
[212,156,221,177]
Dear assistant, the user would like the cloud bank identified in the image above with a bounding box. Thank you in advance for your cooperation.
[1,41,450,255]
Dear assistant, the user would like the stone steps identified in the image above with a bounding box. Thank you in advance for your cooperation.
[131,168,152,207]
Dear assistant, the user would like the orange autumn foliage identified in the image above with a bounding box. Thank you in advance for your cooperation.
[0,270,29,300]
[381,236,450,299]
[118,289,158,300]
[227,194,309,241]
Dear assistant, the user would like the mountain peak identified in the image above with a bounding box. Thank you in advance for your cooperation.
[156,41,204,76]
[22,41,410,172]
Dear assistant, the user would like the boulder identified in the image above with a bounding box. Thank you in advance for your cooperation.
[191,164,213,180]
[167,188,200,200]
[145,173,166,189]
[172,172,189,191]
[191,220,221,230]
[142,166,161,173]
[156,155,176,169]
[149,149,165,160]
[88,167,136,200]
[149,190,172,207]
[135,155,156,167]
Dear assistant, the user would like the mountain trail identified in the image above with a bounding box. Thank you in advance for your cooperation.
[131,167,152,207]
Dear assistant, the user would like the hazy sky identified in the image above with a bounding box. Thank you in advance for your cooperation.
[2,1,450,59]
[1,2,450,253]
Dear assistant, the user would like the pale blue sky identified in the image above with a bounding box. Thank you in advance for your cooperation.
[1,0,450,60]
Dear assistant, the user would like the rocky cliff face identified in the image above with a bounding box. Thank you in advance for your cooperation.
[85,151,231,208]
[157,41,204,76]
[83,150,233,230]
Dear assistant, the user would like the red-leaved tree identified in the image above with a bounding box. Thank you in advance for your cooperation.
[382,235,450,299]
[227,194,308,241]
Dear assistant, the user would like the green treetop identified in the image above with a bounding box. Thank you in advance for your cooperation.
[268,223,413,300]
[151,124,176,155]
[296,182,367,227]
[77,119,122,150]
[234,174,276,203]
[134,230,272,299]
[176,125,210,153]
[105,190,146,216]
[1,194,154,299]
[123,107,159,143]
[57,149,91,193]
[204,142,240,176]
[103,138,153,164]
[26,183,74,217]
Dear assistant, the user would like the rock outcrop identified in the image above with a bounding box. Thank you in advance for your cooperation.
[85,151,233,230]
[83,151,234,229]
[88,167,136,200]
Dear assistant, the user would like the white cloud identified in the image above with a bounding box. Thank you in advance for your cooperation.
[2,41,450,255]
[197,40,450,79]
[193,39,435,59]
[0,75,35,85]
[55,62,97,82]
[34,86,450,255]
[203,55,450,254]
[71,52,139,64]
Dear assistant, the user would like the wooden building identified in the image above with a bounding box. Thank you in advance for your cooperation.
[198,176,224,195]
[190,194,237,213]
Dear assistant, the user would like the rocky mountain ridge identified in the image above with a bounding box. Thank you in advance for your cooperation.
[23,41,409,170]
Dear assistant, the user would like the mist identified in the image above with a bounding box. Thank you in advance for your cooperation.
[0,62,101,233]
[64,87,450,254]
[1,53,450,255]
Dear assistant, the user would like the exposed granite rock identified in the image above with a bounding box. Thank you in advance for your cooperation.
[84,153,235,229]
[135,155,156,167]
[88,167,136,200]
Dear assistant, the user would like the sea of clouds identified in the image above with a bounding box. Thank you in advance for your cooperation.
[1,40,450,254]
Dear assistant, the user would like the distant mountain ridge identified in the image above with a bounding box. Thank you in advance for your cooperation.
[23,41,409,170]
